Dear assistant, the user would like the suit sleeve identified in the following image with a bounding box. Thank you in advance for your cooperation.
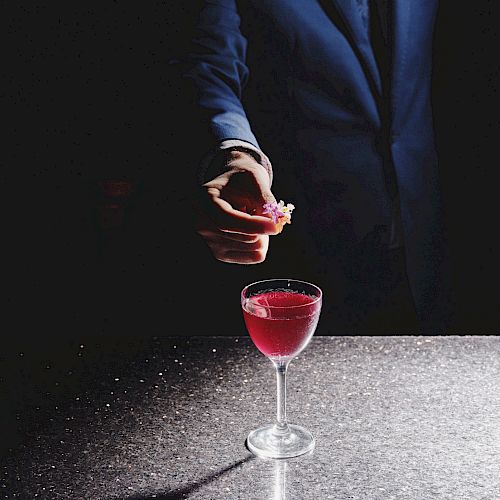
[172,0,261,150]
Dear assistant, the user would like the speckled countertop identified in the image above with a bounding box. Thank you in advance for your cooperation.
[1,336,500,499]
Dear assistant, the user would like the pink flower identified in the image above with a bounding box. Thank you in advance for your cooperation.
[263,200,295,224]
[263,202,285,223]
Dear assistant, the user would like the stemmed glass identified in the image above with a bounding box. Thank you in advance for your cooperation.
[241,278,322,459]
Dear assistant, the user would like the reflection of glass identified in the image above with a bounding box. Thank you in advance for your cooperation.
[274,459,287,500]
[241,279,322,459]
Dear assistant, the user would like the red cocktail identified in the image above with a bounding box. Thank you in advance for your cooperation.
[243,290,321,360]
[241,279,322,459]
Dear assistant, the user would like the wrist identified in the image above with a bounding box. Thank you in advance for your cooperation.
[223,148,260,166]
[205,149,267,184]
[198,140,273,185]
[219,142,273,183]
[223,147,272,181]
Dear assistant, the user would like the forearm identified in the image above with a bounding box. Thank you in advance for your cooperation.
[172,1,260,148]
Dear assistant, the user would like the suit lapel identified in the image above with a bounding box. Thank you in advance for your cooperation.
[325,0,383,98]
[321,0,438,127]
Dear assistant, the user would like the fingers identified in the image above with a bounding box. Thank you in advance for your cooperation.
[210,195,279,235]
[199,230,269,264]
[210,165,276,216]
[197,221,269,264]
[202,163,278,233]
[254,185,277,214]
[196,217,269,263]
[196,162,279,264]
[197,227,260,243]
[223,247,268,264]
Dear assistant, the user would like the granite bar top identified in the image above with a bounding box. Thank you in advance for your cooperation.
[1,336,500,499]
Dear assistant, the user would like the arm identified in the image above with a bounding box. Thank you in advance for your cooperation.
[172,1,280,264]
[174,0,261,150]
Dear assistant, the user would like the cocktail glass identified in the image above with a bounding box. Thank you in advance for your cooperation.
[241,278,322,458]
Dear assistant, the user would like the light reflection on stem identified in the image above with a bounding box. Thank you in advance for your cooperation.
[274,360,291,435]
[273,459,287,500]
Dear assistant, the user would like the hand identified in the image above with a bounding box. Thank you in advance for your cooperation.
[195,150,279,264]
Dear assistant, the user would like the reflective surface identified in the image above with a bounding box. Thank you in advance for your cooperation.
[2,336,500,499]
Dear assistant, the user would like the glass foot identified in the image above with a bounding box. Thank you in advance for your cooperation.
[247,423,315,459]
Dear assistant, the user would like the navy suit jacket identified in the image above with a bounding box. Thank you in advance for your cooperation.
[176,0,451,327]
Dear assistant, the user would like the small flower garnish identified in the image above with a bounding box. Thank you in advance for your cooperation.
[263,200,295,232]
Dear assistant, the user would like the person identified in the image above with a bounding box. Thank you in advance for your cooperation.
[172,0,453,332]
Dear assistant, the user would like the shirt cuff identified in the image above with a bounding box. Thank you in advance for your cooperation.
[199,140,273,185]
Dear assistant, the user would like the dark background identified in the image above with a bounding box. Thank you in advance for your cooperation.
[4,1,498,339]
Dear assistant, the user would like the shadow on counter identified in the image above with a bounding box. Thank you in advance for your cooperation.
[127,455,254,500]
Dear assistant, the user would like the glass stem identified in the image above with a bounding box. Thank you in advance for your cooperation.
[274,360,290,435]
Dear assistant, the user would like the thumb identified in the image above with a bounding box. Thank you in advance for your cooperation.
[253,187,277,216]
[249,163,277,215]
